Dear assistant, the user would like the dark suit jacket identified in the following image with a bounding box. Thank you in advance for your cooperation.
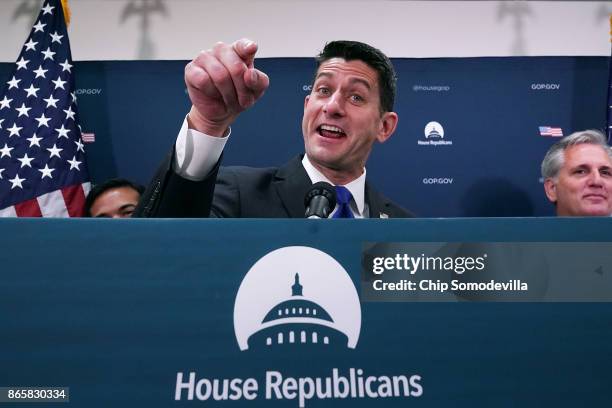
[136,153,413,218]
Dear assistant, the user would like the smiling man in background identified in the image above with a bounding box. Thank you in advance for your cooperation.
[541,130,612,216]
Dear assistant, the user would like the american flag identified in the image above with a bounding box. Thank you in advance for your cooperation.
[81,132,95,143]
[0,0,90,217]
[539,126,563,137]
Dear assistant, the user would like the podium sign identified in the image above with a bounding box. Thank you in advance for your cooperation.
[1,218,611,407]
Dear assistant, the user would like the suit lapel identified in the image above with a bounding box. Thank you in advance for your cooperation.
[365,182,389,219]
[273,157,393,219]
[273,156,312,218]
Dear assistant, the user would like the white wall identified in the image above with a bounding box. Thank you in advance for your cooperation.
[1,0,611,61]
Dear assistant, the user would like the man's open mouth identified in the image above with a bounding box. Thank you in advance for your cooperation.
[317,124,346,138]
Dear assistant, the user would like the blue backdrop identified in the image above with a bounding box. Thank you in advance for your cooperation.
[1,57,607,216]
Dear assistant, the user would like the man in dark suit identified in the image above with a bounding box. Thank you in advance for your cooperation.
[137,39,412,218]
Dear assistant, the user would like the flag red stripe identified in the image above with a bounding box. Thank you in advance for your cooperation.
[14,198,43,217]
[62,184,86,217]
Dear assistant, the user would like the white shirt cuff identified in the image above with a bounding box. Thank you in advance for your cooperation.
[173,117,230,181]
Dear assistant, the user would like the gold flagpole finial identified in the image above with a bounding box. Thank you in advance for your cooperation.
[61,0,71,26]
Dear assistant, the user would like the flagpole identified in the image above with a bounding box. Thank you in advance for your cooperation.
[61,0,71,26]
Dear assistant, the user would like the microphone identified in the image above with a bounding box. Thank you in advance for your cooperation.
[304,182,337,219]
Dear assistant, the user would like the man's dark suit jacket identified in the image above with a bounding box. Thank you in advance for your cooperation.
[136,154,412,218]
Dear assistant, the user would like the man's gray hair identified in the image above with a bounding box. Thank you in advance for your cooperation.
[541,129,612,180]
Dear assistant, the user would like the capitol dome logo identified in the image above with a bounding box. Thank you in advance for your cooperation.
[424,121,444,138]
[233,246,361,351]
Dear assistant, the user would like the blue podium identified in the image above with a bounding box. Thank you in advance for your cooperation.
[1,218,611,407]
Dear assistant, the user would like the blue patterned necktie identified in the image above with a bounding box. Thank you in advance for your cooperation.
[332,186,355,218]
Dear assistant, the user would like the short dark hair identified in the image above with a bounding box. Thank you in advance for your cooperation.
[84,178,145,217]
[315,40,396,113]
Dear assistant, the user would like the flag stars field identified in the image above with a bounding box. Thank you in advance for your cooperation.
[50,31,63,44]
[0,97,12,110]
[7,123,23,138]
[17,154,34,169]
[74,139,84,152]
[56,125,70,138]
[60,59,72,72]
[67,156,81,170]
[63,106,75,120]
[0,144,13,158]
[7,77,21,90]
[52,76,66,90]
[33,66,48,78]
[24,84,40,98]
[44,95,59,108]
[39,164,54,179]
[16,57,29,71]
[15,103,31,118]
[24,39,38,52]
[41,4,54,15]
[46,144,62,159]
[0,0,90,217]
[27,134,43,148]
[9,174,25,190]
[33,21,46,33]
[41,47,55,61]
[35,114,51,128]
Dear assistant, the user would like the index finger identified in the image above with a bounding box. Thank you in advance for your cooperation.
[232,38,258,68]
